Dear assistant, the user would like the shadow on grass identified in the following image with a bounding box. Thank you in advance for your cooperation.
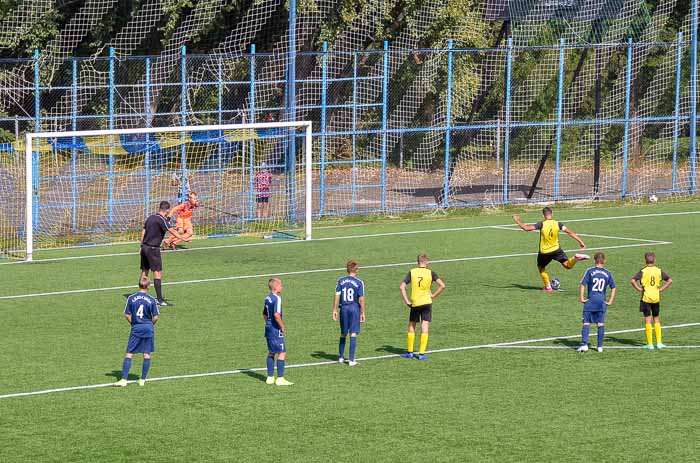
[375,345,405,354]
[311,351,338,361]
[606,336,644,346]
[480,283,543,291]
[105,370,139,381]
[240,369,267,382]
[553,338,580,348]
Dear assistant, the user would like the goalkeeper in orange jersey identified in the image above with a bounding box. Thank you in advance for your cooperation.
[163,191,199,250]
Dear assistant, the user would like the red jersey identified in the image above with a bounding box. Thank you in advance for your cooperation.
[254,171,272,198]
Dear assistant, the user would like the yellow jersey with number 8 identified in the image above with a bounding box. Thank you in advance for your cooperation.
[536,219,564,254]
[406,267,437,307]
[635,266,669,304]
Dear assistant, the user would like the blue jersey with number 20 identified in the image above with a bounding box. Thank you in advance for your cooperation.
[580,267,616,312]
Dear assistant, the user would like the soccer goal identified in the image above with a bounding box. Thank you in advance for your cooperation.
[18,122,313,261]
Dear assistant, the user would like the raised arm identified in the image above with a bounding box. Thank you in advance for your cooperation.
[167,203,185,220]
[512,215,537,232]
[564,227,586,249]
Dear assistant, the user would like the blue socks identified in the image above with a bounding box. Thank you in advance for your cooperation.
[276,359,285,377]
[349,336,357,361]
[141,358,151,380]
[597,325,605,348]
[581,325,590,345]
[266,356,275,377]
[121,357,132,380]
[339,336,346,358]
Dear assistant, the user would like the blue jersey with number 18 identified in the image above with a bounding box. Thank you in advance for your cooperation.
[335,276,365,311]
[580,267,616,312]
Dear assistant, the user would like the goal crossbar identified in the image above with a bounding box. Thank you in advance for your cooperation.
[24,121,314,261]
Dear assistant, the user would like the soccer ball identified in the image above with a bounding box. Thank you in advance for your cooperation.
[550,278,561,291]
[649,194,658,203]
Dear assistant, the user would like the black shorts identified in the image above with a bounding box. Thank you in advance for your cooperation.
[537,248,569,268]
[256,197,269,203]
[140,245,162,272]
[409,304,432,323]
[640,301,660,317]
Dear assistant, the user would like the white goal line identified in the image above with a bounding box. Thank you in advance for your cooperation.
[0,322,697,401]
[0,241,673,300]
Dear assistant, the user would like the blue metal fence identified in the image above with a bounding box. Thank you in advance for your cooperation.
[3,30,698,236]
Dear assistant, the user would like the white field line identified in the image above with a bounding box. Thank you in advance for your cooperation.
[0,241,673,300]
[1,209,693,266]
[0,322,697,401]
[489,345,700,349]
[490,224,666,244]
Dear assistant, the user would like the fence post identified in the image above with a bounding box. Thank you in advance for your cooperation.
[71,59,78,231]
[503,37,513,204]
[180,46,187,200]
[621,38,633,198]
[31,50,40,235]
[145,56,151,219]
[108,47,115,226]
[217,55,224,216]
[351,52,357,213]
[690,0,698,194]
[443,40,454,208]
[320,42,328,215]
[672,32,683,191]
[248,44,256,221]
[554,38,565,201]
[381,40,389,211]
[287,0,297,222]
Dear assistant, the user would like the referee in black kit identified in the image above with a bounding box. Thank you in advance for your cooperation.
[140,201,185,306]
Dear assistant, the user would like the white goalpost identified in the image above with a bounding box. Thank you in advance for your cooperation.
[23,121,313,261]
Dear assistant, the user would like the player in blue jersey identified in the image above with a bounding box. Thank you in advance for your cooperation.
[577,252,616,353]
[263,278,293,386]
[114,276,160,387]
[332,261,366,366]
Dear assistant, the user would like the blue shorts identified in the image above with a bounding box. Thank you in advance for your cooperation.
[583,311,606,324]
[126,334,154,353]
[339,307,361,335]
[265,332,286,354]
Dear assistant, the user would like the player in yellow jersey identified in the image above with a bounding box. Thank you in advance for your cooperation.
[630,252,672,350]
[513,207,589,292]
[399,253,446,360]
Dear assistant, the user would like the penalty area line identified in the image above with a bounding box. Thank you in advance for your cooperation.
[0,241,673,300]
[0,322,697,401]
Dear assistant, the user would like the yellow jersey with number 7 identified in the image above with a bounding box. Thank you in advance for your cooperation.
[406,267,438,307]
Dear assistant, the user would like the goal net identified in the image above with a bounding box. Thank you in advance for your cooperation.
[14,122,312,261]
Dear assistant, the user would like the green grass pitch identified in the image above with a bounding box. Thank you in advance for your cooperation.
[1,201,700,462]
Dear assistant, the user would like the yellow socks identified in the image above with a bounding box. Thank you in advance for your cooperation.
[654,322,662,344]
[419,333,429,354]
[566,257,577,268]
[540,270,551,288]
[645,323,653,345]
[407,332,415,353]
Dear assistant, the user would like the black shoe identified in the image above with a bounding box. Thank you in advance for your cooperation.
[157,299,173,307]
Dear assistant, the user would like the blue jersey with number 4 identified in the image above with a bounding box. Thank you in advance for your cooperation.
[580,267,615,312]
[124,292,159,338]
[335,276,364,312]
